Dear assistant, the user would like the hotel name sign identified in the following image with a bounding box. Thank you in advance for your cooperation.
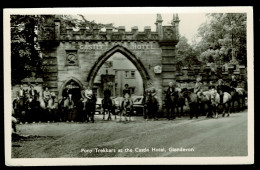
[79,44,157,51]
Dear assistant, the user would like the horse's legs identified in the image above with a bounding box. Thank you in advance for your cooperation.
[189,104,193,119]
[166,108,170,120]
[222,103,226,117]
[102,110,105,120]
[171,105,175,120]
[108,111,112,120]
[227,101,230,117]
[237,97,241,112]
[91,110,95,123]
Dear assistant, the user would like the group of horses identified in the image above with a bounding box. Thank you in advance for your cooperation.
[12,84,247,127]
[12,89,137,124]
[164,85,247,120]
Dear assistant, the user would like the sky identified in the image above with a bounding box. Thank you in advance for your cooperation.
[78,13,208,44]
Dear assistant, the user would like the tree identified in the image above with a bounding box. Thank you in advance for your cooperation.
[175,36,201,70]
[11,15,44,85]
[196,13,247,65]
[11,15,116,85]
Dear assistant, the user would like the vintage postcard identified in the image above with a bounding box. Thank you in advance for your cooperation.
[4,7,254,165]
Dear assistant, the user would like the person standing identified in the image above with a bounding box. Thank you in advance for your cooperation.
[165,81,176,120]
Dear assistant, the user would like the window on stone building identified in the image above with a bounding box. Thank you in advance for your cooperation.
[131,71,135,78]
[125,71,129,78]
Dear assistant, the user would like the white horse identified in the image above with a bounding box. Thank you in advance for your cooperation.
[210,90,232,118]
[119,94,133,121]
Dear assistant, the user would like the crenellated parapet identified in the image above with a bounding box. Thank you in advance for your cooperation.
[38,14,180,43]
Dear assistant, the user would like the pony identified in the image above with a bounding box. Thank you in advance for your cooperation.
[59,94,75,122]
[230,87,247,112]
[175,88,186,117]
[210,90,232,118]
[197,90,215,118]
[102,95,114,120]
[164,89,178,120]
[181,88,199,119]
[12,96,26,123]
[119,95,133,121]
[46,93,59,122]
[146,91,159,120]
[79,95,97,123]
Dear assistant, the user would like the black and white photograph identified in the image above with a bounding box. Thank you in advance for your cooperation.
[4,7,254,165]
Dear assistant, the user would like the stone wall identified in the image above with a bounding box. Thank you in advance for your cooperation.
[37,14,181,112]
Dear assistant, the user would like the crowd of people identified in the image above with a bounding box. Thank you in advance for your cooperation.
[12,75,246,131]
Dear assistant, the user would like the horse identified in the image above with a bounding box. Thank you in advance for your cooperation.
[80,95,97,123]
[146,92,159,120]
[197,90,215,118]
[164,90,178,120]
[181,88,199,119]
[175,88,186,117]
[12,97,26,123]
[120,97,133,121]
[210,90,232,118]
[46,94,59,122]
[102,95,114,120]
[230,87,247,112]
[59,94,75,122]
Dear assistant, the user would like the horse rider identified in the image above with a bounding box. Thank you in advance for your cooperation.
[216,79,225,104]
[194,76,203,104]
[43,86,51,106]
[85,85,93,101]
[29,84,38,100]
[194,76,203,94]
[18,84,26,101]
[104,86,111,98]
[230,75,238,89]
[208,81,216,91]
[166,81,176,96]
[123,84,131,98]
[81,85,93,103]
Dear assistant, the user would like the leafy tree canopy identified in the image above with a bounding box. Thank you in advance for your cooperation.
[11,15,116,85]
[175,36,201,70]
[195,13,246,65]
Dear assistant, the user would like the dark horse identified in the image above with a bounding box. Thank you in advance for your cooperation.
[102,96,114,120]
[230,87,247,112]
[164,89,179,120]
[79,95,97,123]
[182,88,199,119]
[145,92,159,120]
[13,97,26,123]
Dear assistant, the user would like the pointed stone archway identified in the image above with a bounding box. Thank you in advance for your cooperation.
[58,77,83,100]
[87,45,151,92]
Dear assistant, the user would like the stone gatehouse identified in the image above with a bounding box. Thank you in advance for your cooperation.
[37,14,181,110]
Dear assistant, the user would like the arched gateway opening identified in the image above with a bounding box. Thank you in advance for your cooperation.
[59,77,83,104]
[87,45,151,94]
